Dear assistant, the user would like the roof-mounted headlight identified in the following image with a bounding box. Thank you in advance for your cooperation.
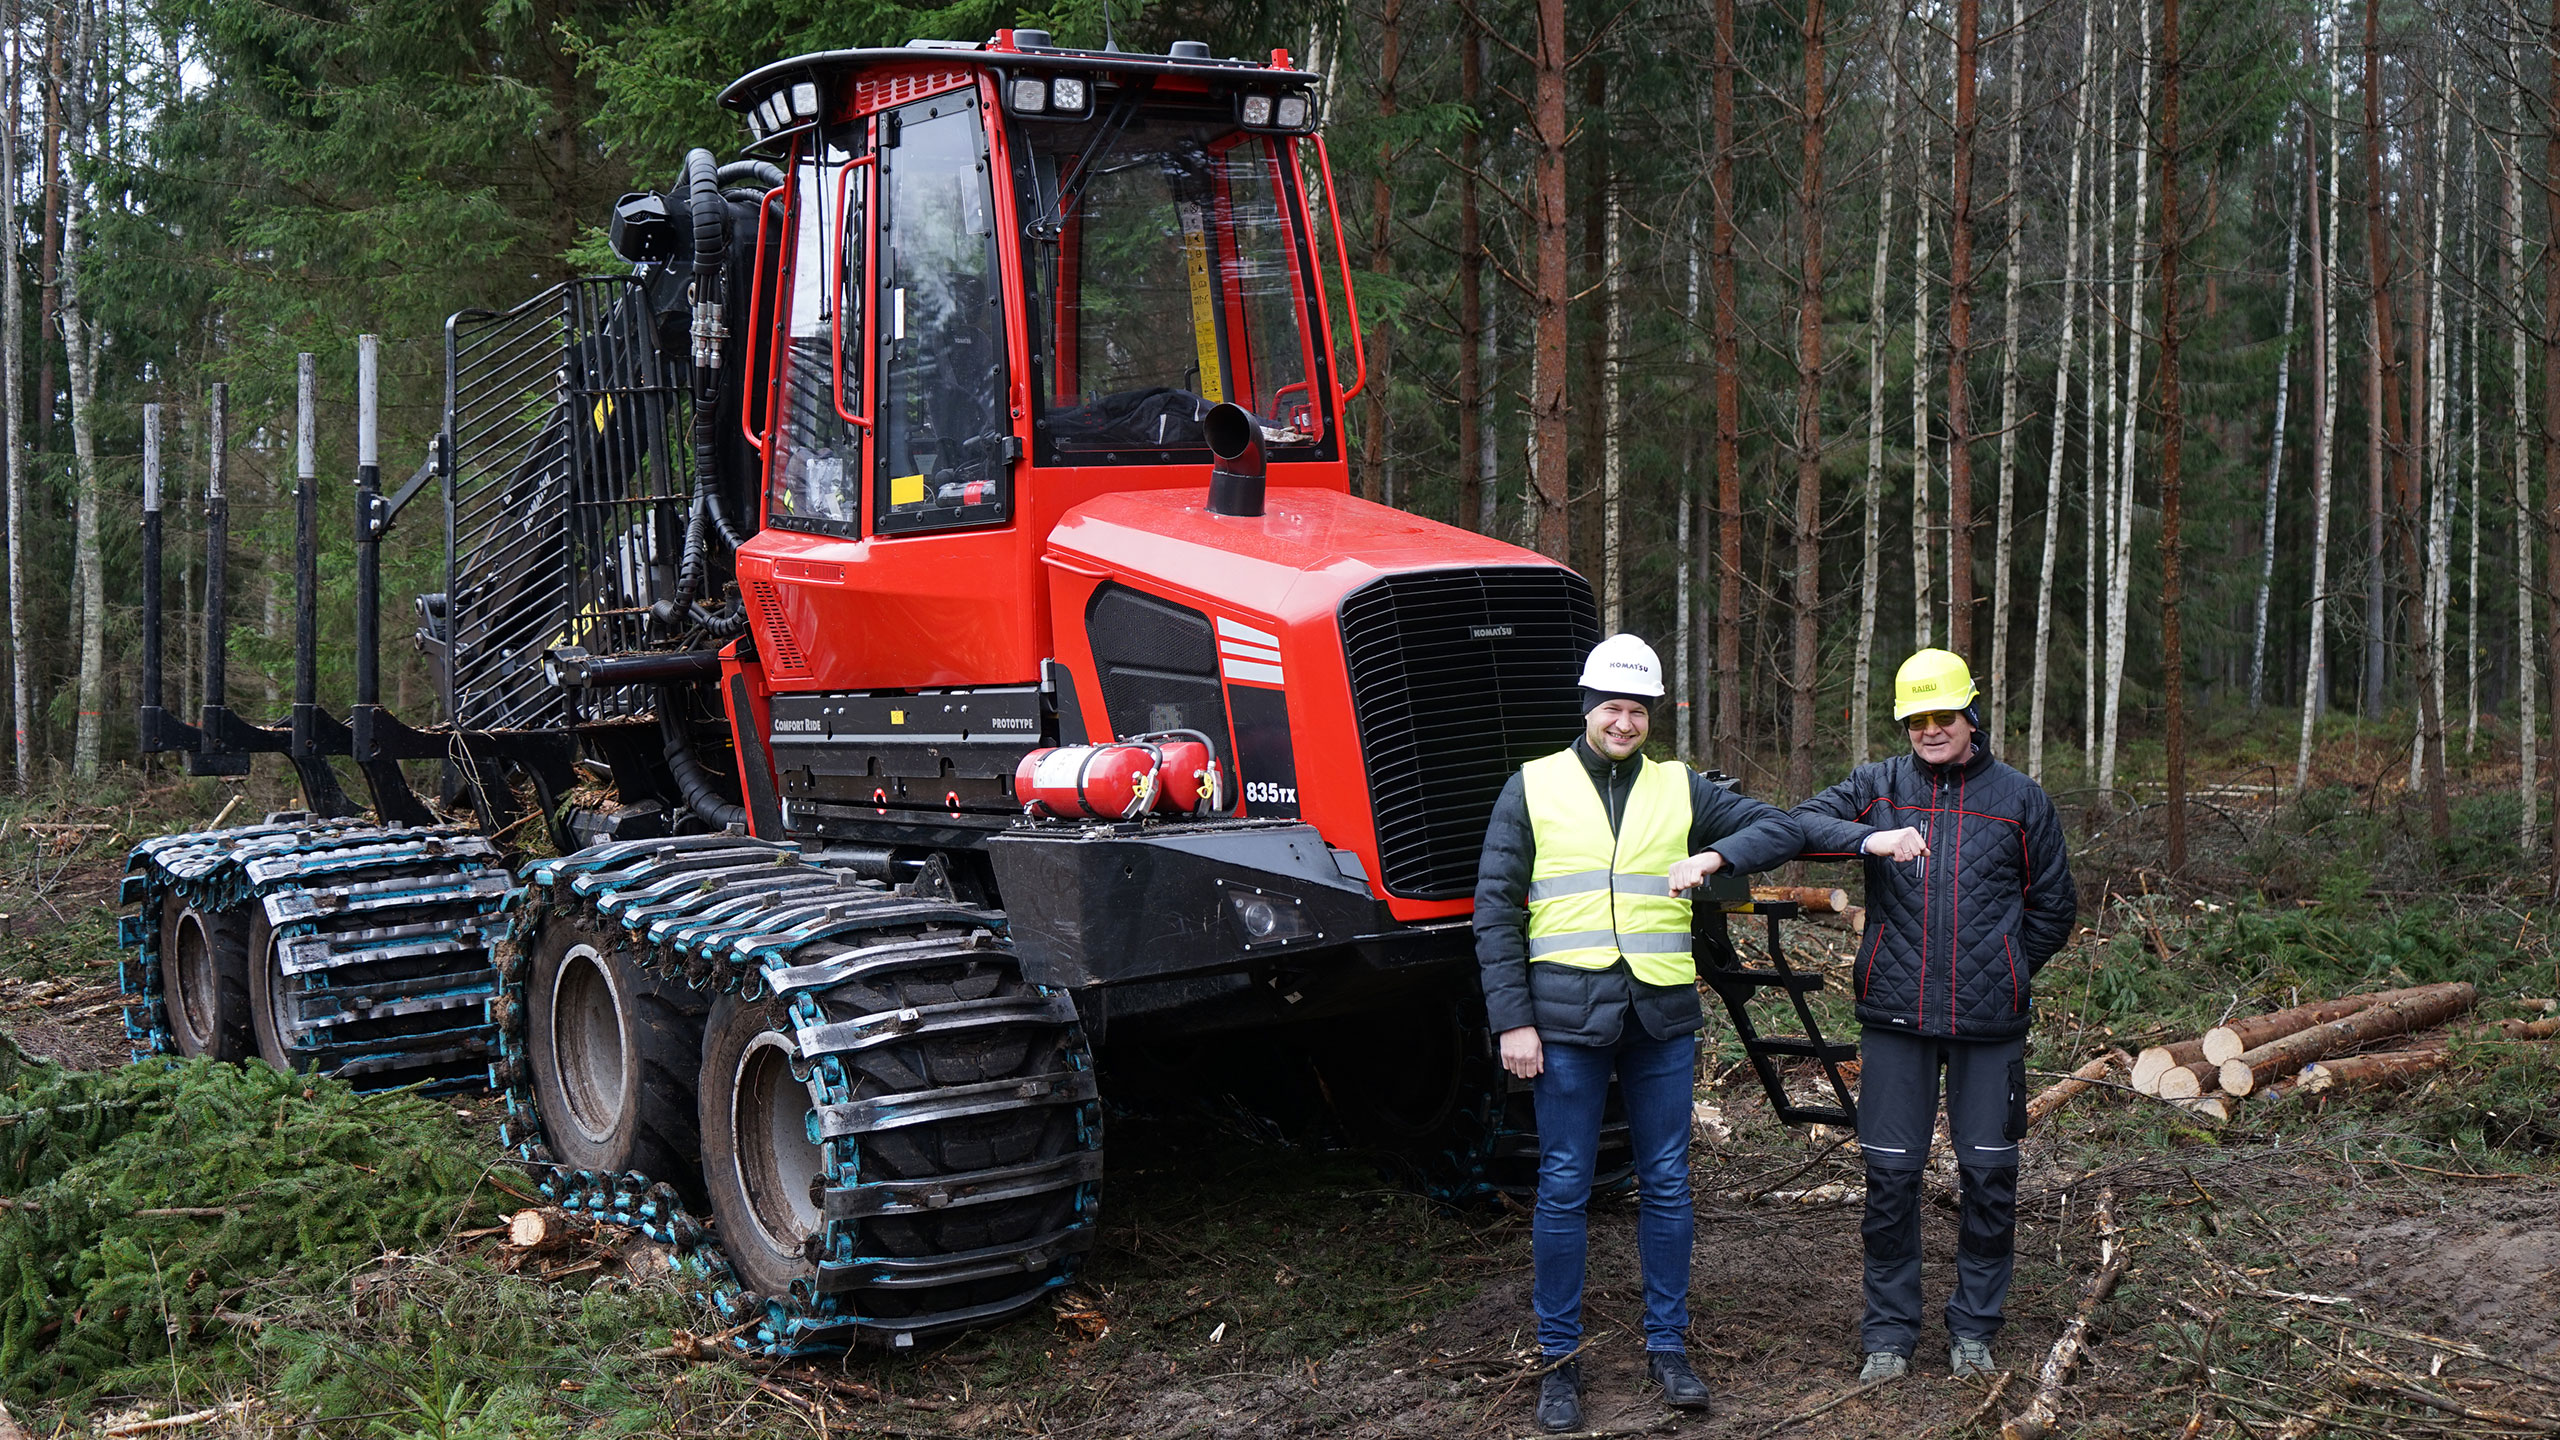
[1236,88,1318,133]
[1006,71,1094,120]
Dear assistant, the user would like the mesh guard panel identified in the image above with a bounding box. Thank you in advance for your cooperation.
[1338,568,1600,899]
[1086,584,1229,742]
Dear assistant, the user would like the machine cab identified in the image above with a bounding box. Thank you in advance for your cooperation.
[728,34,1353,696]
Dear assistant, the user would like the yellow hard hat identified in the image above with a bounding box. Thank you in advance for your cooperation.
[1892,649,1979,720]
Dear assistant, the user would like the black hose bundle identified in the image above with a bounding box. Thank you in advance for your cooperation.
[660,687,748,831]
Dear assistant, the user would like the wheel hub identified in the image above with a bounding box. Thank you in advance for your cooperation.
[732,1033,824,1257]
[548,944,629,1146]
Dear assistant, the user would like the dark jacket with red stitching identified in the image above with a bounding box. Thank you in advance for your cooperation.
[1790,738,2076,1041]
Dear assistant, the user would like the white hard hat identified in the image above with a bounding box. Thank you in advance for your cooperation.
[1577,634,1665,698]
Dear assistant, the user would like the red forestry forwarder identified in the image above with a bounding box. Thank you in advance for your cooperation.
[118,30,1852,1355]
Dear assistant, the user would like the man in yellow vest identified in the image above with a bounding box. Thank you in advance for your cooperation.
[1474,634,1803,1431]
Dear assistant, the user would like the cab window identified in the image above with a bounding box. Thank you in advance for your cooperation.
[767,127,863,534]
[875,93,1014,534]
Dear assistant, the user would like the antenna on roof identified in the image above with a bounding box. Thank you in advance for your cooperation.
[1102,0,1120,51]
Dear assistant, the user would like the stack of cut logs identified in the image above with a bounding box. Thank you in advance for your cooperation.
[2127,983,2558,1119]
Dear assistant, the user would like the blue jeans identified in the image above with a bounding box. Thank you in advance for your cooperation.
[1531,1029,1698,1357]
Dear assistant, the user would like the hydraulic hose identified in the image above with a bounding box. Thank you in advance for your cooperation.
[660,689,748,831]
[683,148,747,557]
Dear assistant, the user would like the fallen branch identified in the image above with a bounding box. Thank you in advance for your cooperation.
[1745,1375,1901,1440]
[2200,984,2459,1064]
[2025,1051,2128,1127]
[2002,1189,2130,1440]
[2341,1368,2559,1433]
[98,1400,261,1437]
[2219,984,2479,1095]
[1964,1371,2018,1429]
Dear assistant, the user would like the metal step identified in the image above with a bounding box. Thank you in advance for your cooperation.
[1697,903,1860,1132]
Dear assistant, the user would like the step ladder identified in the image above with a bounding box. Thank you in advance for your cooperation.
[1694,886,1858,1128]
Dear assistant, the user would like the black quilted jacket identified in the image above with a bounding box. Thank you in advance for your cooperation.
[1790,739,2077,1040]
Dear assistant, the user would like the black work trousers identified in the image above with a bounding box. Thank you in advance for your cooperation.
[1854,1027,2026,1356]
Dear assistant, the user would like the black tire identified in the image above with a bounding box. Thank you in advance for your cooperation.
[525,913,709,1195]
[698,989,824,1300]
[163,893,253,1061]
[247,909,314,1073]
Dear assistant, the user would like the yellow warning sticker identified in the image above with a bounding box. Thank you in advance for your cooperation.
[890,710,905,725]
[1178,202,1224,405]
[890,473,926,506]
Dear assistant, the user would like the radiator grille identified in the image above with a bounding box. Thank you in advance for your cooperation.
[1339,568,1601,900]
[743,581,809,676]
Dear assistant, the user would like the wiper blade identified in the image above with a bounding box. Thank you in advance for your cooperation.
[1025,84,1152,242]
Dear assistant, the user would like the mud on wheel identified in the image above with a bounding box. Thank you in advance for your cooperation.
[504,836,1103,1354]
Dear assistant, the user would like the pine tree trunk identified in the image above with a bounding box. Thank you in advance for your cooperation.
[1789,0,1829,801]
[1361,0,1400,506]
[1945,0,1981,660]
[2545,0,2560,884]
[1604,186,1624,631]
[1714,0,1744,758]
[1912,114,1935,652]
[1482,257,1501,537]
[2250,126,2304,710]
[2030,0,2096,783]
[2506,32,2537,848]
[1857,4,1908,770]
[1530,0,1571,561]
[1691,233,1713,762]
[2157,0,2185,873]
[1457,27,1483,534]
[1,8,28,787]
[1989,0,2027,737]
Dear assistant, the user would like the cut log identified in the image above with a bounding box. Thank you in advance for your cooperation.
[2218,983,2478,1096]
[1751,884,1850,914]
[2171,1096,2230,1124]
[506,1207,584,1253]
[2024,1051,2127,1127]
[2155,1059,2222,1101]
[2132,1039,2207,1094]
[2200,983,2465,1064]
[2295,1049,2448,1094]
[2490,1016,2560,1040]
[2001,1189,2130,1440]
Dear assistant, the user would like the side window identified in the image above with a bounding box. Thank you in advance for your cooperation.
[877,95,1014,534]
[767,129,863,533]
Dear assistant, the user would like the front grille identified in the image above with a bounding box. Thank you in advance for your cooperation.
[1340,568,1601,899]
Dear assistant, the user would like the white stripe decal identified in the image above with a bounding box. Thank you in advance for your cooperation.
[1221,658,1285,685]
[1216,617,1280,647]
[1218,639,1283,664]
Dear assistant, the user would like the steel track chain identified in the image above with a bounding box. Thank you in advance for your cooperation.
[498,835,1103,1355]
[117,816,508,1090]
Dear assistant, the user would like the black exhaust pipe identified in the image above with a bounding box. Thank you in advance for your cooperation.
[1203,402,1265,518]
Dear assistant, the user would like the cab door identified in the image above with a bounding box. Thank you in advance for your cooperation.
[743,79,1041,692]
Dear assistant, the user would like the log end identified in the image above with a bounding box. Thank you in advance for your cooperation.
[2200,1027,2243,1066]
[2131,1047,2175,1093]
[2157,1065,2203,1100]
[2219,1059,2259,1097]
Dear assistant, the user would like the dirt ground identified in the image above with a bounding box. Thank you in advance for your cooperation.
[5,774,2557,1439]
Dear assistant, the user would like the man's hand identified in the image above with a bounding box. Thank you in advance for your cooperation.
[1864,827,1929,862]
[1668,850,1727,894]
[1498,1026,1544,1079]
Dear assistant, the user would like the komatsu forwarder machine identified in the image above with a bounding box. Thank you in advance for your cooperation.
[119,31,1854,1354]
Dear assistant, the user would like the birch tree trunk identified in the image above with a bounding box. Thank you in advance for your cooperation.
[2463,144,2480,755]
[2299,0,2346,790]
[1690,233,1710,761]
[1913,114,1936,651]
[1,6,28,787]
[1858,4,1908,768]
[56,0,103,782]
[2544,0,2560,884]
[2250,121,2304,710]
[2091,0,2121,772]
[2096,0,2155,809]
[1481,231,1500,537]
[2029,0,2097,782]
[2506,16,2537,847]
[2157,0,2186,872]
[2412,70,2450,792]
[1990,0,2028,737]
[1789,0,1830,800]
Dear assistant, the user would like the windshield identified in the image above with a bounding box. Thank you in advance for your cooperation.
[1015,108,1328,464]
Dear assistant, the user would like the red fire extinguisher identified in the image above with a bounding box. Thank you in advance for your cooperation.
[1015,732,1226,819]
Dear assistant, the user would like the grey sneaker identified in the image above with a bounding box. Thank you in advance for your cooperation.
[1950,1337,1997,1378]
[1859,1351,1911,1383]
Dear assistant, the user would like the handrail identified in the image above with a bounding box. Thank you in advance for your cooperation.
[1312,135,1368,403]
[831,152,879,432]
[740,180,788,454]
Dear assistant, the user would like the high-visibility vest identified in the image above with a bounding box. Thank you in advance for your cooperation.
[1520,749,1696,986]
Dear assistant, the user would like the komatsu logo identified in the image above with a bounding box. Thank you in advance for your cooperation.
[1244,781,1297,806]
[1470,625,1514,639]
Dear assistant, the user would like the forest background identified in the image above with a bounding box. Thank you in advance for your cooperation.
[0,0,2542,877]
